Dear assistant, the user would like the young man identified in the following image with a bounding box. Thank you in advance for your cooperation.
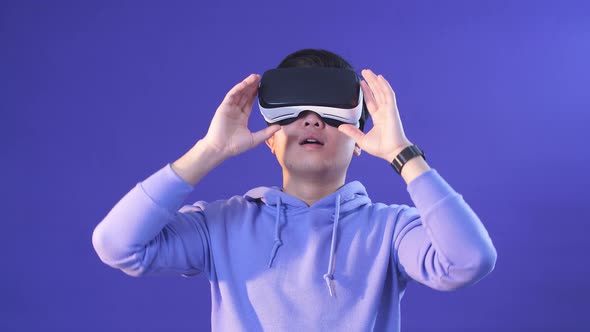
[92,49,497,331]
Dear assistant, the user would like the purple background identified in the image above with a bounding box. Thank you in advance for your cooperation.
[2,0,589,331]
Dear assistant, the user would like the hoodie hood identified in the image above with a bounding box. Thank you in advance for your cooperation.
[244,181,371,297]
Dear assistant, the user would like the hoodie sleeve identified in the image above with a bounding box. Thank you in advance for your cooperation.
[392,168,497,291]
[92,163,210,277]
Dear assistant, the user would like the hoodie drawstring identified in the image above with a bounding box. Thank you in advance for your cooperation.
[267,194,343,297]
[323,194,341,297]
[268,197,283,268]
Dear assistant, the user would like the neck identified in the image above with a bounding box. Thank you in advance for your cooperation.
[282,171,346,206]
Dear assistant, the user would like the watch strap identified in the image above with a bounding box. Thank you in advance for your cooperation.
[390,144,425,174]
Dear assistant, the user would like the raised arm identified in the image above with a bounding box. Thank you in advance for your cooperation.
[92,74,280,277]
[339,69,497,290]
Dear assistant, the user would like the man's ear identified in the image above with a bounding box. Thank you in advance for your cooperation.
[265,136,275,154]
[353,143,362,157]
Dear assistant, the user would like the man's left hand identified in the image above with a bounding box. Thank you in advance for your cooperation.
[339,69,413,163]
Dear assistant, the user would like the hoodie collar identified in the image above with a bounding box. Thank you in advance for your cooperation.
[244,180,371,212]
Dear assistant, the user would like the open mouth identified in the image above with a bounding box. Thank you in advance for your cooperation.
[300,138,324,146]
[299,135,325,146]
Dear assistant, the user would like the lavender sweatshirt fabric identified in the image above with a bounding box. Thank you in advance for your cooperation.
[92,163,496,331]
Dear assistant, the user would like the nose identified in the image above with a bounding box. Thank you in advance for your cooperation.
[300,111,325,129]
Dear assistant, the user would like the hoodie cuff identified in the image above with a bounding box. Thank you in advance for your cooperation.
[139,163,195,212]
[406,168,457,210]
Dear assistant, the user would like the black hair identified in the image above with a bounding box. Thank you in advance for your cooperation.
[277,49,370,132]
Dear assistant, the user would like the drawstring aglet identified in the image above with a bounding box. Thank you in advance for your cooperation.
[323,273,335,297]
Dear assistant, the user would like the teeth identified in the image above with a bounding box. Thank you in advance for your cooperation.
[301,138,322,145]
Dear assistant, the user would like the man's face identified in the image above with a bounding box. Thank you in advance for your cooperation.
[265,111,361,178]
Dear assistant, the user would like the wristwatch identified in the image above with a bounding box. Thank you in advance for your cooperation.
[390,144,425,174]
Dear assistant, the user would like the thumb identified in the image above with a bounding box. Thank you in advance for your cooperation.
[338,124,365,145]
[251,125,281,147]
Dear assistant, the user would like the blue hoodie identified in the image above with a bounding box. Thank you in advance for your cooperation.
[92,163,496,331]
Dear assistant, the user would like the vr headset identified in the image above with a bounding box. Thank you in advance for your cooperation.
[258,68,366,129]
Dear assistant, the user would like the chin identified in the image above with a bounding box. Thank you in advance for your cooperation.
[284,159,347,178]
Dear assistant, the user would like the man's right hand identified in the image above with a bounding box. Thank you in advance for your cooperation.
[201,73,281,161]
[172,74,280,186]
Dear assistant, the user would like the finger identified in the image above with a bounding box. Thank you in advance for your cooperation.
[251,124,281,147]
[361,69,385,105]
[234,74,258,108]
[241,82,260,117]
[338,124,365,145]
[237,74,260,109]
[223,74,257,106]
[240,76,261,112]
[377,74,396,105]
[373,74,389,105]
[361,80,379,116]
